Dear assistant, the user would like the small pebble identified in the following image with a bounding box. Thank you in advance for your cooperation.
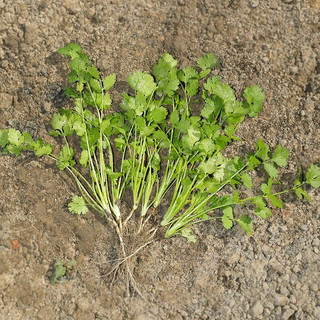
[250,0,260,8]
[310,283,318,292]
[249,301,264,317]
[314,307,320,319]
[282,308,295,319]
[275,295,288,306]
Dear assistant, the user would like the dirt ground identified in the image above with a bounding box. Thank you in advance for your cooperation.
[0,1,320,319]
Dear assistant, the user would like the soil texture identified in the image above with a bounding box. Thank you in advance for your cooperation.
[0,1,320,319]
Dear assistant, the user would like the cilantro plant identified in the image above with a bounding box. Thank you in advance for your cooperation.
[0,43,319,250]
[50,259,76,285]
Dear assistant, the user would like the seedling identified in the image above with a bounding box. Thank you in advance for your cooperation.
[50,259,76,285]
[1,44,319,288]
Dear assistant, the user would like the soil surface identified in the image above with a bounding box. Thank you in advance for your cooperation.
[1,1,320,319]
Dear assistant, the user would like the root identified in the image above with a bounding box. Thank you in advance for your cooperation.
[107,219,157,298]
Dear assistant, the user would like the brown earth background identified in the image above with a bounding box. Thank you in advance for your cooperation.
[0,1,320,319]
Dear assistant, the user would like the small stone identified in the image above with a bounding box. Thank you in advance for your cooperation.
[289,295,296,304]
[293,265,300,273]
[226,252,240,264]
[249,301,264,317]
[282,308,295,320]
[300,224,308,231]
[289,66,298,75]
[24,22,38,44]
[172,36,187,53]
[314,307,320,319]
[5,35,19,53]
[0,93,13,108]
[250,0,259,8]
[310,283,318,292]
[275,306,282,315]
[274,295,288,306]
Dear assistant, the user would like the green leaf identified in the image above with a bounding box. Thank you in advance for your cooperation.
[22,132,34,146]
[295,187,312,203]
[79,150,89,167]
[152,53,177,81]
[264,162,278,178]
[222,215,233,230]
[51,113,67,132]
[87,66,99,79]
[89,78,102,92]
[68,196,88,215]
[253,196,266,209]
[149,106,168,123]
[176,118,190,133]
[272,144,290,167]
[200,154,224,174]
[306,164,320,188]
[8,128,24,146]
[201,99,215,118]
[182,127,201,149]
[254,207,272,219]
[240,173,252,189]
[233,191,240,203]
[127,71,156,96]
[158,79,180,96]
[58,43,83,58]
[223,206,234,219]
[180,228,196,243]
[267,193,282,208]
[103,73,116,91]
[57,146,75,170]
[199,69,211,79]
[50,260,66,285]
[261,178,273,195]
[243,85,265,117]
[197,53,219,70]
[35,144,54,157]
[73,120,86,136]
[66,259,76,269]
[236,215,253,236]
[198,138,216,155]
[213,83,236,114]
[70,57,86,73]
[256,139,270,161]
[186,79,199,96]
[170,109,180,125]
[152,130,168,140]
[204,76,221,94]
[64,88,78,100]
[0,129,9,148]
[178,66,198,83]
[245,154,259,169]
[76,81,84,92]
[221,207,233,230]
[68,71,78,83]
[140,126,155,137]
[6,145,22,156]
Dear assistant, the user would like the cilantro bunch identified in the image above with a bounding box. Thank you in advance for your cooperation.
[0,43,319,245]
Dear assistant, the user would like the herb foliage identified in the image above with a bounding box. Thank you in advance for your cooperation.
[0,43,319,246]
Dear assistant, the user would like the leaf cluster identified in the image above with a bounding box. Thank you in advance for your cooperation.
[0,43,319,242]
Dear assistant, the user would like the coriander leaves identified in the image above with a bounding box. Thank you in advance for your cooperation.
[0,43,319,246]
